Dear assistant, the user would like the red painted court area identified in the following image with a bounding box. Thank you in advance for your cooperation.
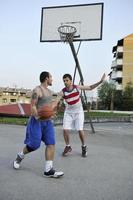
[0,103,31,117]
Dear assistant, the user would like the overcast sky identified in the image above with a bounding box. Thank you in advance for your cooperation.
[0,0,133,97]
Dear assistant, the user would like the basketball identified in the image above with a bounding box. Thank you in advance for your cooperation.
[38,104,54,120]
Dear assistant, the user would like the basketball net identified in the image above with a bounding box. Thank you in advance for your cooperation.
[58,25,77,43]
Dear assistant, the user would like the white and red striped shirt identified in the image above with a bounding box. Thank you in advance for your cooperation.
[62,85,83,113]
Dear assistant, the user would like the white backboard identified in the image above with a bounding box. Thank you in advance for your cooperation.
[40,3,104,42]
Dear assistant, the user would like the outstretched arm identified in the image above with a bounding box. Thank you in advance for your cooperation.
[77,73,106,90]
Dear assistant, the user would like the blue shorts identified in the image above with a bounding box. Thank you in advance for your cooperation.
[24,116,55,150]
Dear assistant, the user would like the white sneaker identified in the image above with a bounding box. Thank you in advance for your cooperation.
[13,153,24,169]
[44,168,64,178]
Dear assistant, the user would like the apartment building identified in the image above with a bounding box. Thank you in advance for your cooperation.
[0,87,32,105]
[109,33,133,90]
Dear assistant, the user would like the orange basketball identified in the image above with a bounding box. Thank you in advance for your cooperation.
[38,104,54,120]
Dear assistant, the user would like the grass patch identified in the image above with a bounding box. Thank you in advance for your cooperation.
[0,117,28,125]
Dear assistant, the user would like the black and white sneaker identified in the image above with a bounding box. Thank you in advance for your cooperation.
[13,153,24,169]
[81,145,87,157]
[44,168,64,178]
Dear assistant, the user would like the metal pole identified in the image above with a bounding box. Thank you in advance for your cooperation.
[73,41,82,85]
[68,40,95,133]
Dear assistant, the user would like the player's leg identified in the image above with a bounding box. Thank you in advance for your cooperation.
[62,112,73,156]
[78,130,87,157]
[75,112,88,157]
[63,129,70,145]
[13,117,41,169]
[13,145,34,169]
[42,120,64,178]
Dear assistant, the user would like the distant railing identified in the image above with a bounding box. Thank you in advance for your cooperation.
[53,115,133,125]
[84,116,133,123]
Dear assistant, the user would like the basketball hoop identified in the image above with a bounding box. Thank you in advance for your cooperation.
[58,25,77,43]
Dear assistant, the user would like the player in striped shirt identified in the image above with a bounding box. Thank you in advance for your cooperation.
[60,73,105,157]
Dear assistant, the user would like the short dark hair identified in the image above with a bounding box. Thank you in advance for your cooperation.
[63,74,72,80]
[40,71,49,83]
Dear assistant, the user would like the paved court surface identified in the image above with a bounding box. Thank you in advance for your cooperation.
[0,122,133,200]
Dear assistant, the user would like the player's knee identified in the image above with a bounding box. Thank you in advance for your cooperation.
[45,138,55,146]
[26,145,35,152]
[26,143,40,152]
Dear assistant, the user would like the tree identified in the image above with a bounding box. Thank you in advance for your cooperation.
[97,81,116,110]
[98,81,133,111]
[122,82,133,111]
[113,90,123,110]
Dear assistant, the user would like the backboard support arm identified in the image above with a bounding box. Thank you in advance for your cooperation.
[68,40,95,133]
[73,41,82,85]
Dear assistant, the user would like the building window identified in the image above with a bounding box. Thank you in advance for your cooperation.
[10,99,16,103]
[2,98,7,103]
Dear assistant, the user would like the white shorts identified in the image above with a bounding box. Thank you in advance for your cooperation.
[63,112,84,131]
